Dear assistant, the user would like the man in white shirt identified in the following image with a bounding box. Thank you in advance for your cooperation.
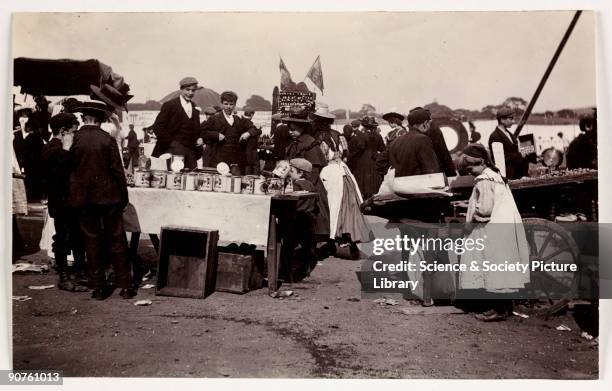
[151,77,202,169]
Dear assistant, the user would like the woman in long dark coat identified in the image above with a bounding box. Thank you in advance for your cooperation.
[347,116,383,199]
[284,116,331,242]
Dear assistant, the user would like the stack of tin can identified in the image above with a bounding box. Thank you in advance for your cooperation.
[132,168,290,195]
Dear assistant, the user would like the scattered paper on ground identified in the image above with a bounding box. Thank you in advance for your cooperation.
[512,311,529,318]
[581,332,594,340]
[141,284,156,289]
[556,324,572,331]
[134,300,152,306]
[399,306,465,315]
[12,296,32,302]
[27,285,55,290]
[374,298,399,306]
[12,263,49,273]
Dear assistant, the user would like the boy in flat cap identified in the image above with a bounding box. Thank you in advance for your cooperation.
[42,113,88,292]
[487,107,526,179]
[152,77,202,169]
[199,91,261,173]
[388,107,440,177]
[280,158,318,281]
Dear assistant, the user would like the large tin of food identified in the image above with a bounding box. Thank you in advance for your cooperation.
[183,172,197,191]
[134,168,151,188]
[150,170,167,188]
[231,176,242,193]
[253,176,267,195]
[241,175,255,194]
[198,173,213,191]
[221,175,233,193]
[166,171,183,190]
[267,177,283,195]
[212,174,223,192]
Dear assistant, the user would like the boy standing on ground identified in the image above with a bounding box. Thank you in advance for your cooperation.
[42,113,88,292]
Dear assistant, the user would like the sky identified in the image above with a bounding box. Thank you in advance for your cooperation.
[12,11,596,113]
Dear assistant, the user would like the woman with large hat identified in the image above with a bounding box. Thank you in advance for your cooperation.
[284,110,331,246]
[347,115,383,199]
[314,106,374,259]
[311,103,347,162]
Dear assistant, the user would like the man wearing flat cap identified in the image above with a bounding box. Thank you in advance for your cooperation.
[199,90,261,173]
[151,77,202,169]
[388,107,440,177]
[487,107,526,179]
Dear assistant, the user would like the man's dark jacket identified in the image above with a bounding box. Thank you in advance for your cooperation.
[389,128,440,177]
[41,138,71,217]
[67,125,128,208]
[151,97,200,158]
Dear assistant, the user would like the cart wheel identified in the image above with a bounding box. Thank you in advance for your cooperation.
[523,218,580,302]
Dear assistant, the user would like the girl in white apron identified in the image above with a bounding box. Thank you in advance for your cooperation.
[458,144,530,321]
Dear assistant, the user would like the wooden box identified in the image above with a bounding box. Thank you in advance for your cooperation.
[156,226,218,299]
[216,250,264,294]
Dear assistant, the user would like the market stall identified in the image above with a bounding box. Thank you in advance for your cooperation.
[123,185,316,294]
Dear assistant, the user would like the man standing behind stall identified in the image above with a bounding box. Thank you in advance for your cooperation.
[69,100,134,300]
[199,91,260,174]
[241,106,261,175]
[151,77,202,169]
[487,107,525,179]
[389,107,440,177]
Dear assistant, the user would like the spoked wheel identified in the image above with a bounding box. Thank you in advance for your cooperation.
[523,218,580,302]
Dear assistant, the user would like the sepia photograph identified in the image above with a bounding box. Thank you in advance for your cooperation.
[5,5,605,384]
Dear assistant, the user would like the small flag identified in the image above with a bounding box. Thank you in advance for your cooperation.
[279,57,294,91]
[306,55,324,94]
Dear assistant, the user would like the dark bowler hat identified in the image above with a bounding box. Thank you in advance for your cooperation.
[496,107,514,119]
[73,101,112,119]
[220,91,238,103]
[90,84,133,112]
[382,112,405,123]
[50,113,79,132]
[407,107,431,126]
[179,77,203,90]
[361,116,378,128]
[350,119,361,127]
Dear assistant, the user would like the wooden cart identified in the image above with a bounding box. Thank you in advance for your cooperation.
[361,170,598,303]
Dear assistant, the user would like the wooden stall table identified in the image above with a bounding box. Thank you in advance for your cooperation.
[123,187,317,294]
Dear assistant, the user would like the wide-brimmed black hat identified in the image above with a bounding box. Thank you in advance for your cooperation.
[382,112,405,123]
[281,107,311,124]
[90,84,133,112]
[361,115,378,128]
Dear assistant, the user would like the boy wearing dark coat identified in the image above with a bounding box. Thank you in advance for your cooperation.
[280,158,318,281]
[69,101,134,300]
[42,113,87,292]
[199,91,260,174]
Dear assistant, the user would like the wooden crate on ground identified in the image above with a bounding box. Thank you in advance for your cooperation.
[156,226,218,299]
[216,249,264,294]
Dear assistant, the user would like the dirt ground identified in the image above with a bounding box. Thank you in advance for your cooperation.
[11,238,598,379]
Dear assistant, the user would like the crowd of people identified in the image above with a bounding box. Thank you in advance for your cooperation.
[11,74,598,314]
